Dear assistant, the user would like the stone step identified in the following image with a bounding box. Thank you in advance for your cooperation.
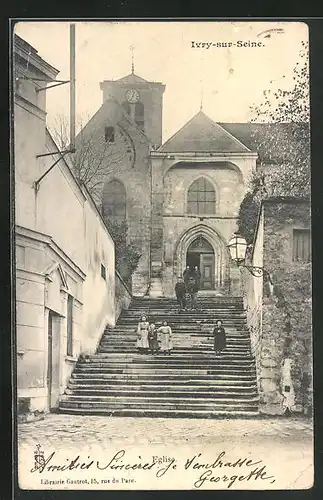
[64,390,259,401]
[60,394,259,405]
[72,372,256,381]
[65,384,257,395]
[99,342,250,349]
[77,358,253,368]
[99,348,251,355]
[125,311,245,317]
[100,342,250,349]
[104,334,249,341]
[92,351,253,359]
[102,331,249,338]
[69,377,256,387]
[129,300,244,305]
[116,320,247,325]
[119,310,246,316]
[101,332,249,339]
[76,368,253,377]
[75,367,255,376]
[96,352,254,361]
[73,370,256,380]
[91,352,253,363]
[59,403,260,416]
[96,349,253,358]
[76,353,255,369]
[126,311,246,316]
[106,322,247,327]
[58,407,258,418]
[68,380,257,390]
[75,360,256,369]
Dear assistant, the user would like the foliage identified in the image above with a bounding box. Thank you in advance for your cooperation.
[51,114,141,285]
[237,191,260,244]
[238,41,310,242]
[50,114,127,206]
[103,218,141,286]
[249,40,310,199]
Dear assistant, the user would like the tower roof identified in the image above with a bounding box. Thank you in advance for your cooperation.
[114,72,149,84]
[159,110,251,153]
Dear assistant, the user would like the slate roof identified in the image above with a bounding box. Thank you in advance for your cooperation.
[159,110,251,154]
[159,110,309,163]
[219,122,309,163]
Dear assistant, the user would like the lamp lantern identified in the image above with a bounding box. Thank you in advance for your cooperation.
[228,233,248,264]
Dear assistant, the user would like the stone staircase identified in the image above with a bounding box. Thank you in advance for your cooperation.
[59,296,259,418]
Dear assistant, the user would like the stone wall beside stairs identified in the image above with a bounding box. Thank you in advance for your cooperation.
[115,271,132,320]
[241,200,312,417]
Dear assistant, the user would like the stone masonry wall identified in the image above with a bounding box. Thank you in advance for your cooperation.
[259,200,312,415]
[74,100,152,296]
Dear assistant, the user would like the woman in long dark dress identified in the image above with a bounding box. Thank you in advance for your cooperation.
[213,320,226,355]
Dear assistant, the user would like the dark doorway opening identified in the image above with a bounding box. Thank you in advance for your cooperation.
[47,310,61,410]
[186,236,215,290]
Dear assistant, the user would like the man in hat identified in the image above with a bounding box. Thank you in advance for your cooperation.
[183,265,191,285]
[187,275,198,310]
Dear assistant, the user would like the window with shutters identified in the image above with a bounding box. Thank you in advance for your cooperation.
[187,177,216,215]
[293,229,311,263]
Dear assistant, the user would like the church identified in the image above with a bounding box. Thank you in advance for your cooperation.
[77,66,265,297]
[14,33,312,419]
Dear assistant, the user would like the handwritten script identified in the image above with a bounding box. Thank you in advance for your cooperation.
[31,449,276,489]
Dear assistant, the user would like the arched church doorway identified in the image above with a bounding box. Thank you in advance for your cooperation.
[186,236,214,290]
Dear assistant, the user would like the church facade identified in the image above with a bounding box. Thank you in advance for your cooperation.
[78,69,261,296]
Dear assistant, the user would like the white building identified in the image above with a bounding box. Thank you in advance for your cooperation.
[14,35,131,415]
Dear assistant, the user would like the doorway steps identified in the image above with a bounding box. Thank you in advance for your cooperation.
[59,296,259,418]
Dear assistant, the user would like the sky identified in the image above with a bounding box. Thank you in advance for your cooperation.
[14,21,308,142]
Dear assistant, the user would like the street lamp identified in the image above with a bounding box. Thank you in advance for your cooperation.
[228,232,271,280]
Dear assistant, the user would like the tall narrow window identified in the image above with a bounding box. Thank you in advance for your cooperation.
[135,102,144,131]
[102,180,126,223]
[122,101,131,115]
[187,177,216,215]
[104,126,115,143]
[293,229,311,262]
[101,263,106,280]
[67,295,73,356]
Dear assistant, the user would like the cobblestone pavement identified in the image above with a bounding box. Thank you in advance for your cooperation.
[17,415,313,490]
[18,414,313,448]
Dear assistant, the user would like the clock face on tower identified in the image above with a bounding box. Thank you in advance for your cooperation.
[125,88,140,103]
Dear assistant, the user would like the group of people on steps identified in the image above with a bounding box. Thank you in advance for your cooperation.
[136,316,173,355]
[135,264,227,356]
[136,316,226,356]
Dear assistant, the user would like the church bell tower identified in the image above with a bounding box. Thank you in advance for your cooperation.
[100,62,166,148]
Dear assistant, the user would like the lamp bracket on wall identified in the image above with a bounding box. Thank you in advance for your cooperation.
[238,262,272,282]
[16,75,71,92]
[36,80,70,93]
[33,150,72,192]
